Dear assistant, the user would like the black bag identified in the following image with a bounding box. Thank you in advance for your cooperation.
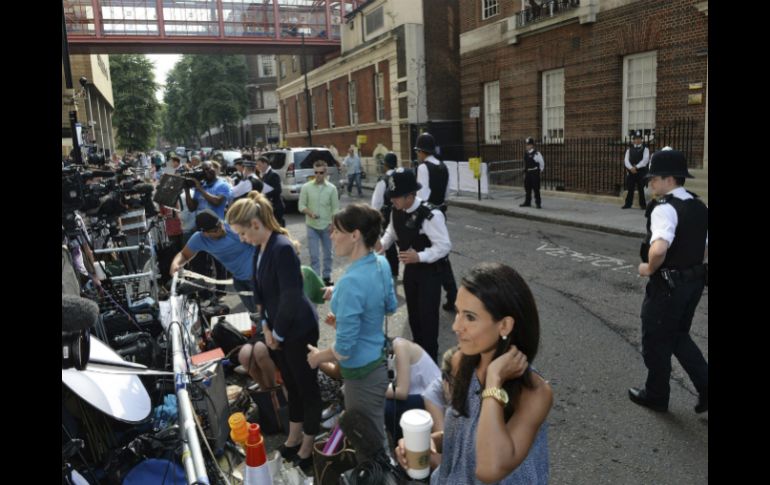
[112,331,159,368]
[250,386,290,435]
[313,438,357,485]
[210,319,248,355]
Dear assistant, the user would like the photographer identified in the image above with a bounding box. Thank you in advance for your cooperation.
[184,161,232,221]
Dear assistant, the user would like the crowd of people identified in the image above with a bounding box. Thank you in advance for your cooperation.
[63,132,707,482]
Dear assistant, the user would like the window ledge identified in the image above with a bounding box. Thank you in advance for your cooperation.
[505,0,598,45]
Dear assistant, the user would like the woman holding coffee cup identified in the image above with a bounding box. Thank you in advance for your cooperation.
[396,262,551,484]
[307,203,398,455]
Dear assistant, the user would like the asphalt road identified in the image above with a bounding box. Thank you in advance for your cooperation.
[225,192,708,484]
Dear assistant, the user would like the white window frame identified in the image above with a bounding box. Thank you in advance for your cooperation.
[349,80,358,125]
[484,81,500,144]
[375,72,385,121]
[364,6,384,38]
[258,55,275,78]
[482,0,499,20]
[328,88,335,128]
[296,97,302,133]
[623,51,657,139]
[542,68,564,142]
[310,93,317,129]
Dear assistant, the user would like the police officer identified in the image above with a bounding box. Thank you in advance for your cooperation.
[520,137,544,208]
[622,130,650,209]
[371,152,400,281]
[414,133,458,312]
[378,168,451,363]
[231,159,264,201]
[629,148,708,414]
[231,158,245,185]
[256,155,286,227]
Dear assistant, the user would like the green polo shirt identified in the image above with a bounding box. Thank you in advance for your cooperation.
[298,179,339,230]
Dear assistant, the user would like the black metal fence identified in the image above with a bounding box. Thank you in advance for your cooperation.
[516,0,581,29]
[439,118,698,197]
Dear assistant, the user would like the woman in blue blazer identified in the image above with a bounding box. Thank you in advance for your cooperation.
[226,191,321,472]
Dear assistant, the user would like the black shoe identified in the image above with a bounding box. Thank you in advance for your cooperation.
[639,205,647,210]
[536,204,542,209]
[278,442,301,460]
[628,387,668,412]
[442,301,455,312]
[519,203,531,207]
[695,390,708,413]
[323,278,333,287]
[621,205,632,209]
[292,454,313,475]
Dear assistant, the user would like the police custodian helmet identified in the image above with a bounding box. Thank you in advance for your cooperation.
[645,147,694,179]
[414,133,437,154]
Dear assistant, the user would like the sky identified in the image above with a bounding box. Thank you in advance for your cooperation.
[146,54,181,103]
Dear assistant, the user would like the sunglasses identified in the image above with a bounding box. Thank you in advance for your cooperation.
[314,171,326,175]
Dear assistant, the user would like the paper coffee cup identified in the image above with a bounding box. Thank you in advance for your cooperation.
[400,409,433,479]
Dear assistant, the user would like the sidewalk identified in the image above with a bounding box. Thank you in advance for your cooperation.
[360,180,648,238]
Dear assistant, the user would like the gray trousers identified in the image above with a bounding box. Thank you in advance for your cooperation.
[343,362,389,457]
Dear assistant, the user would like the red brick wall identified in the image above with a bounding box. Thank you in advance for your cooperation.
[313,85,329,130]
[330,75,350,127]
[460,0,522,32]
[459,0,707,166]
[351,65,377,125]
[284,127,392,157]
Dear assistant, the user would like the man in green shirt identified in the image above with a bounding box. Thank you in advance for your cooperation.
[299,160,340,286]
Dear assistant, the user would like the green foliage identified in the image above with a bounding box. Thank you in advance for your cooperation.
[162,55,248,147]
[110,55,161,152]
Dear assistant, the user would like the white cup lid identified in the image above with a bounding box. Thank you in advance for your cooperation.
[400,409,433,432]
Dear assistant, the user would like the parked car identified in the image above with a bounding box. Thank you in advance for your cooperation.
[260,147,343,207]
[211,150,243,173]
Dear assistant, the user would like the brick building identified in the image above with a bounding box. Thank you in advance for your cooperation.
[459,0,708,193]
[276,0,461,167]
[62,54,117,159]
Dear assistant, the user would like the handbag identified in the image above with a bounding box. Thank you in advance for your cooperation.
[250,385,290,435]
[312,437,357,485]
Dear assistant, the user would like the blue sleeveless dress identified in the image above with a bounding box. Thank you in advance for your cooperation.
[430,372,549,485]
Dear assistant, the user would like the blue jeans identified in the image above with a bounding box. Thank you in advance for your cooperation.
[347,172,362,195]
[307,225,333,280]
[233,278,256,313]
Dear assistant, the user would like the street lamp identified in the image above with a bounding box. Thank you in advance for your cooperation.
[285,26,313,146]
[266,117,274,148]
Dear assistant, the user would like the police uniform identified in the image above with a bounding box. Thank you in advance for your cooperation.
[520,138,544,208]
[380,169,451,363]
[629,149,708,413]
[231,160,264,201]
[622,130,650,209]
[371,153,399,277]
[260,164,285,227]
[414,133,458,311]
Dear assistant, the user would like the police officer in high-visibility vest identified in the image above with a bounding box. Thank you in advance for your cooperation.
[622,130,650,209]
[520,137,544,209]
[371,152,400,281]
[414,132,458,312]
[378,168,451,363]
[629,147,708,414]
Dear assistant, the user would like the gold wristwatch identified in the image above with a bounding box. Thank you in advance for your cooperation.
[481,387,509,406]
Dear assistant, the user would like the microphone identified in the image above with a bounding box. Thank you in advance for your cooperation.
[62,295,99,370]
[62,295,99,332]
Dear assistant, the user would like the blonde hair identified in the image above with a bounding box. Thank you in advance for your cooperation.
[226,192,300,253]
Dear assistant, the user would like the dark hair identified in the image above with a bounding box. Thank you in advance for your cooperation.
[451,263,540,421]
[313,160,327,169]
[332,203,383,249]
[674,176,686,186]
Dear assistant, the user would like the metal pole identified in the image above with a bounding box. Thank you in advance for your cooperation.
[476,117,481,201]
[302,31,313,146]
[62,1,82,164]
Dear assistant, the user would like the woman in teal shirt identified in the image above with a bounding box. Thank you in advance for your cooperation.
[307,203,398,452]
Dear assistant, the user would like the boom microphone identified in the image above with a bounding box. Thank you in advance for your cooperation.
[62,295,99,370]
[62,295,99,332]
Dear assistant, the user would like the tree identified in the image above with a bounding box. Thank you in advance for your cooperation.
[110,55,160,152]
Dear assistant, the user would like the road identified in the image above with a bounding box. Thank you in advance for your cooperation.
[228,194,708,484]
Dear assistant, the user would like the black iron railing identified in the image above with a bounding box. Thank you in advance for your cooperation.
[441,118,698,196]
[516,0,581,28]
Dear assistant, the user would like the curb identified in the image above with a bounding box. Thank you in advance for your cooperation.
[448,199,646,238]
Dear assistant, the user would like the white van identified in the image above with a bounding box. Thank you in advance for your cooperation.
[260,148,343,205]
